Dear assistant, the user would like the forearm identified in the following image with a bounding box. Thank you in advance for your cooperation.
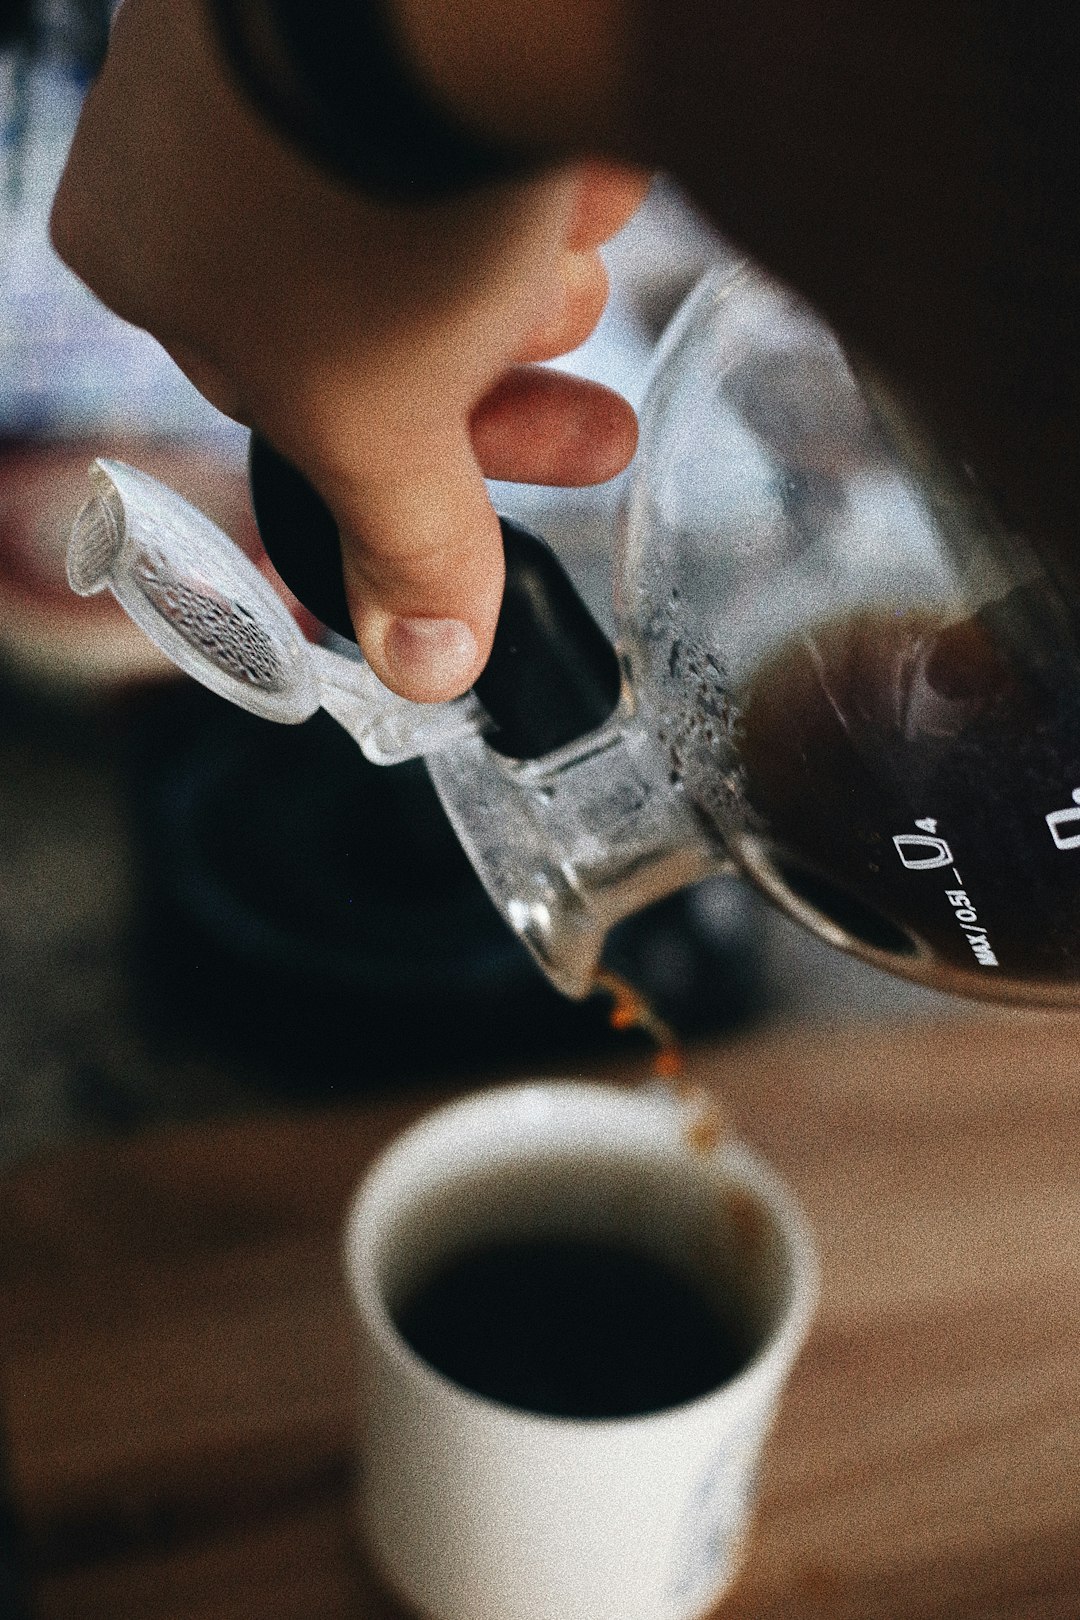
[390,0,630,153]
[390,0,1080,580]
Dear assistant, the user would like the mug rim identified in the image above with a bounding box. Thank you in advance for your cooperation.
[342,1080,818,1432]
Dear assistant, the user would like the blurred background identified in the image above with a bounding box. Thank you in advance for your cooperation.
[0,7,958,1174]
[4,25,1076,1620]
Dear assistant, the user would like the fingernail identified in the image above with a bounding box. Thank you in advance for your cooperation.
[381,615,479,701]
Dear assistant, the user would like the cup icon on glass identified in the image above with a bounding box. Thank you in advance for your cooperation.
[342,1083,817,1620]
[892,833,955,871]
[1046,790,1080,851]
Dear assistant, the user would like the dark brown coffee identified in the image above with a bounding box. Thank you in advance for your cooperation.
[734,586,1080,998]
[394,1237,750,1419]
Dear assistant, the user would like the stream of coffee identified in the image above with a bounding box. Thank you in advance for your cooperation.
[593,969,729,1153]
[594,969,683,1079]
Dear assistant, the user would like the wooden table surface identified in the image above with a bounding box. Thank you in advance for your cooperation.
[2,1016,1079,1619]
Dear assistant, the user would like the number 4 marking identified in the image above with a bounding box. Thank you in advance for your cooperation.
[916,818,938,835]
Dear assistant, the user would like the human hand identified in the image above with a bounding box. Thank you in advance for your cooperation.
[50,0,647,701]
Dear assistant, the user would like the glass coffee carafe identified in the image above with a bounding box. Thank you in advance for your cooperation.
[68,259,1080,1004]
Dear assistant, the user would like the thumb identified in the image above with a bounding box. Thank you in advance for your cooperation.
[329,438,505,704]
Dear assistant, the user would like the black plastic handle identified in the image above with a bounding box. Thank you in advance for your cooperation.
[249,435,621,759]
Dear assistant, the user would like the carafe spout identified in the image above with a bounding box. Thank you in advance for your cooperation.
[424,708,726,998]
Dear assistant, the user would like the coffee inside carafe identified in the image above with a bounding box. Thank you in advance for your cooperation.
[733,581,1080,1000]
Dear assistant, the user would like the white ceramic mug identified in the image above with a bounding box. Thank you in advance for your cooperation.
[342,1082,817,1620]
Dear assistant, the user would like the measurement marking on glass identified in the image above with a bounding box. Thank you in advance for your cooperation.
[893,819,999,968]
[1046,789,1080,850]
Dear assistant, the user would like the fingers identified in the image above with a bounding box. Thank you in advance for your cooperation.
[518,163,651,363]
[322,435,506,703]
[566,161,653,251]
[161,341,249,422]
[471,368,638,485]
[516,250,610,364]
[303,365,636,703]
[273,167,644,705]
